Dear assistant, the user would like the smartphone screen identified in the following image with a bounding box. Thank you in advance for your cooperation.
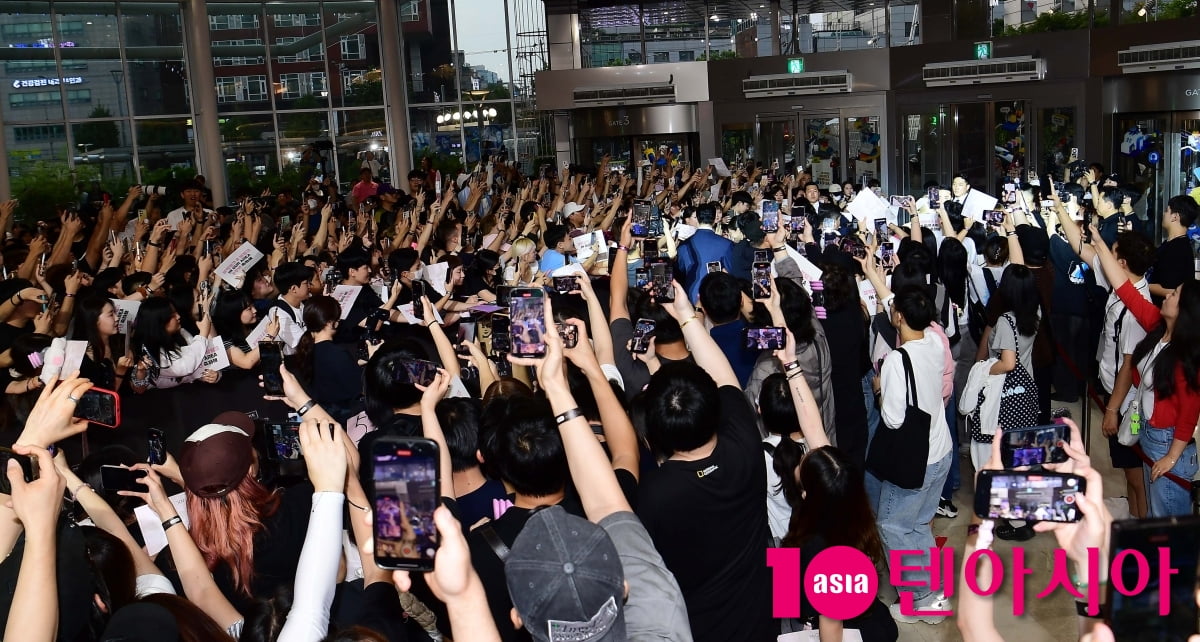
[1000,424,1070,468]
[881,242,895,263]
[927,186,940,209]
[509,288,547,357]
[489,316,511,354]
[259,342,286,396]
[985,210,1006,226]
[148,428,166,465]
[761,201,780,232]
[874,218,889,239]
[752,262,772,300]
[753,249,771,264]
[641,238,658,260]
[394,359,439,386]
[266,421,303,461]
[411,282,426,321]
[100,465,148,492]
[0,447,37,495]
[372,437,440,571]
[631,318,656,354]
[552,276,579,294]
[557,324,579,349]
[744,327,785,350]
[495,285,512,308]
[650,262,674,302]
[974,471,1085,523]
[1107,516,1200,641]
[634,268,650,291]
[706,261,723,274]
[74,388,119,428]
[632,202,651,237]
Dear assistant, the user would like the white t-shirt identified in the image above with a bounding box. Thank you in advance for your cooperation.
[763,433,806,542]
[1092,258,1150,395]
[880,330,951,464]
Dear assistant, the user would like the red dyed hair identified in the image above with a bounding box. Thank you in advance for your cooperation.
[187,474,281,597]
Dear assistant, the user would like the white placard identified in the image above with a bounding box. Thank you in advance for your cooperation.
[398,302,444,326]
[707,158,731,177]
[959,190,999,223]
[214,242,265,288]
[846,188,890,224]
[423,264,449,296]
[811,159,834,191]
[202,336,231,372]
[247,306,304,352]
[572,231,604,262]
[331,285,363,320]
[62,340,88,378]
[672,222,697,242]
[135,492,190,556]
[111,298,141,335]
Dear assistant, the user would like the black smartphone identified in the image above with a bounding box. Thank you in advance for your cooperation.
[927,186,940,210]
[881,242,895,263]
[1107,516,1200,641]
[631,318,656,354]
[263,421,303,461]
[108,333,128,362]
[706,261,723,274]
[495,285,513,308]
[557,324,579,349]
[1000,423,1070,468]
[74,388,120,428]
[393,359,439,387]
[761,201,780,232]
[974,470,1085,523]
[788,216,805,232]
[490,353,513,377]
[411,282,426,321]
[489,315,511,354]
[641,238,659,260]
[0,447,38,495]
[752,262,772,300]
[259,341,286,396]
[509,288,547,357]
[650,262,674,302]
[552,275,579,294]
[631,201,651,237]
[874,218,889,239]
[371,436,441,572]
[985,209,1005,226]
[100,465,148,493]
[753,249,771,264]
[147,428,166,466]
[744,327,785,351]
[634,268,650,291]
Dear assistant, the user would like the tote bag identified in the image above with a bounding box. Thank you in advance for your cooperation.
[971,314,1039,444]
[866,349,931,490]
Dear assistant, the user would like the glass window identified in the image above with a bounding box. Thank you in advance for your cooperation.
[279,73,304,99]
[217,75,268,104]
[268,5,327,109]
[336,108,388,184]
[137,117,195,172]
[400,1,420,22]
[994,100,1027,190]
[889,0,920,46]
[678,50,694,62]
[580,5,641,68]
[340,35,365,60]
[1040,107,1075,180]
[845,116,881,186]
[652,52,670,62]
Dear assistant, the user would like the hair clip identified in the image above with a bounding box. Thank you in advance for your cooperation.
[27,352,43,369]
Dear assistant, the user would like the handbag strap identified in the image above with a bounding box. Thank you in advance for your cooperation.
[1002,313,1023,360]
[897,347,917,407]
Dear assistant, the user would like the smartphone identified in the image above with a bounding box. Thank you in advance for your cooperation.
[509,288,547,357]
[631,201,651,237]
[495,285,512,308]
[73,388,120,428]
[789,216,805,232]
[1003,182,1018,204]
[371,436,441,571]
[0,447,38,495]
[974,470,1085,523]
[100,465,148,492]
[634,267,650,291]
[752,262,772,300]
[1107,516,1200,641]
[706,261,724,274]
[641,238,659,260]
[411,282,426,321]
[264,421,303,461]
[1070,147,1079,160]
[259,341,286,396]
[557,324,579,349]
[874,218,889,239]
[552,275,579,294]
[927,186,940,210]
[392,359,439,387]
[147,428,166,466]
[880,241,895,263]
[753,249,771,264]
[744,327,785,351]
[650,262,674,302]
[761,201,780,232]
[489,315,511,354]
[889,195,914,208]
[1000,424,1070,468]
[985,209,1006,226]
[631,318,656,354]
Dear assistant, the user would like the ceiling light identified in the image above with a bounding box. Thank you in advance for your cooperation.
[1137,5,1147,14]
[711,14,719,20]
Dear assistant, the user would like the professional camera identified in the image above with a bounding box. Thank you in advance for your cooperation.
[142,185,168,197]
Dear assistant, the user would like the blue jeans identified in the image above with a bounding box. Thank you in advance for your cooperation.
[1140,426,1199,517]
[867,450,952,606]
[941,390,961,499]
[864,371,882,445]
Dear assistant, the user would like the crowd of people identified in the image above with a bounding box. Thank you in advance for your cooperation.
[0,150,1196,642]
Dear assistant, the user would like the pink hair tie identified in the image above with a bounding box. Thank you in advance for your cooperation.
[27,352,43,369]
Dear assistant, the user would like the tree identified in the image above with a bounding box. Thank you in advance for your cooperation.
[282,96,324,140]
[73,106,121,149]
[345,76,383,107]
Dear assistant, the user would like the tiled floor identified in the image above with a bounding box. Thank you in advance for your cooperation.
[894,399,1132,642]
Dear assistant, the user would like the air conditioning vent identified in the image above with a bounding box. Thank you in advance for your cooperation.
[1118,40,1200,73]
[922,56,1046,86]
[742,71,852,98]
[573,83,675,107]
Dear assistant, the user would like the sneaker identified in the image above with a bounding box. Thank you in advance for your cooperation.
[936,497,959,518]
[994,520,1036,541]
[888,593,950,625]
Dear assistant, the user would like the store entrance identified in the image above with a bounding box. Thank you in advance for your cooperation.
[574,134,698,173]
[1111,111,1200,243]
[755,110,882,191]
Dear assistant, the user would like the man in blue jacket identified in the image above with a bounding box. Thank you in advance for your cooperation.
[676,203,734,303]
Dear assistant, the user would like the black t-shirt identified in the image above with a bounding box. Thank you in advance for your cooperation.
[462,272,494,299]
[335,284,385,345]
[636,386,774,642]
[0,321,31,354]
[1150,236,1194,304]
[461,469,638,642]
[214,481,314,614]
[455,477,510,529]
[798,535,898,641]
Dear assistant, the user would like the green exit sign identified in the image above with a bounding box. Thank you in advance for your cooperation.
[974,41,993,60]
[787,58,805,73]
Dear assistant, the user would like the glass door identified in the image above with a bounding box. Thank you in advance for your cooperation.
[955,103,989,192]
[845,115,881,188]
[1112,114,1166,241]
[902,107,951,197]
[757,117,798,171]
[993,100,1028,194]
[801,115,839,190]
